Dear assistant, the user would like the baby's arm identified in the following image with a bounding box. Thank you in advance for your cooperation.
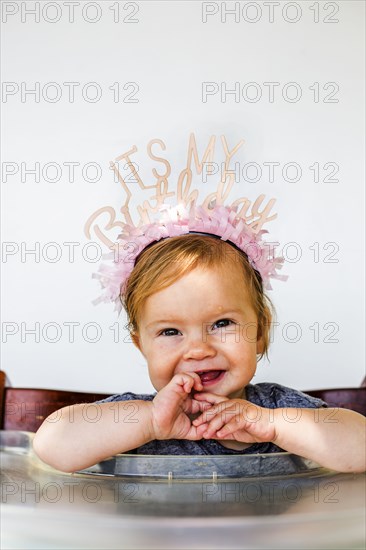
[33,373,207,472]
[33,399,155,472]
[193,394,366,472]
[270,406,365,472]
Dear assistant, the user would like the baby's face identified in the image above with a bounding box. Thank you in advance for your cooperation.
[133,263,262,399]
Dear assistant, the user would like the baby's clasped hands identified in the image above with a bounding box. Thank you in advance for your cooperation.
[150,373,276,445]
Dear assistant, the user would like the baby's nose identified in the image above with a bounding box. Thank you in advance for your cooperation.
[182,336,216,361]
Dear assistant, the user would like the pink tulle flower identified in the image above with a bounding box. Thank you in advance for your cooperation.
[92,203,288,312]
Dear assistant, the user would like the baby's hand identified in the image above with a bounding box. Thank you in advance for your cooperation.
[150,374,214,441]
[192,393,277,444]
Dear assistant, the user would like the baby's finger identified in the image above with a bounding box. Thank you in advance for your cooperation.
[177,372,203,393]
[192,402,227,426]
[201,411,230,438]
[169,373,199,395]
[184,421,210,441]
[216,417,242,438]
[190,399,212,415]
[192,406,217,426]
[193,392,229,405]
[193,399,239,426]
[191,373,204,391]
[184,376,202,394]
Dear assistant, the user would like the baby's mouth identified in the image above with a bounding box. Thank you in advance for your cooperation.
[196,370,225,386]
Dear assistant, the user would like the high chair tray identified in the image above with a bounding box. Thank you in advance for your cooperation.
[1,431,365,550]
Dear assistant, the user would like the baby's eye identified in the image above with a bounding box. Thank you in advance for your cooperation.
[158,328,180,337]
[211,319,234,330]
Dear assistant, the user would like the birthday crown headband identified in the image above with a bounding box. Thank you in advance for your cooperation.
[84,134,288,312]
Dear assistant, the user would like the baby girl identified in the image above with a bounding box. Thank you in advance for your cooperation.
[33,205,366,473]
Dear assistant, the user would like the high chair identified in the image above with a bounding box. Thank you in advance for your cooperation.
[0,371,109,433]
[304,378,366,416]
[0,370,365,433]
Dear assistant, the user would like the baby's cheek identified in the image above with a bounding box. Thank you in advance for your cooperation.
[148,363,174,391]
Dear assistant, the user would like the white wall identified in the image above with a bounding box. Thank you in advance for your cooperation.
[2,1,364,394]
